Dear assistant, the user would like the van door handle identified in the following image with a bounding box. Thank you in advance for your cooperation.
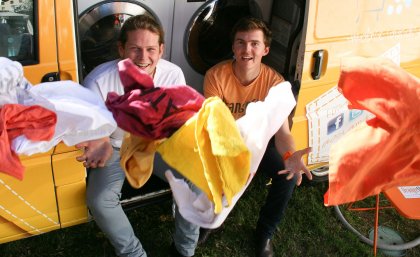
[311,50,325,80]
[41,72,60,82]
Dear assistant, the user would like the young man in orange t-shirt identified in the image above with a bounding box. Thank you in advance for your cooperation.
[203,17,312,257]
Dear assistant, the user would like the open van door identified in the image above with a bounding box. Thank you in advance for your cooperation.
[290,0,420,181]
[0,0,86,244]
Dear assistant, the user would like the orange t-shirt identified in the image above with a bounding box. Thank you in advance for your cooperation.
[203,60,284,120]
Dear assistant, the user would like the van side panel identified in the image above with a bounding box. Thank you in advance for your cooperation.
[292,0,420,168]
[51,0,88,228]
[55,0,79,82]
[52,149,88,228]
[0,152,60,244]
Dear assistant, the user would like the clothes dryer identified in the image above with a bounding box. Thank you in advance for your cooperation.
[77,0,174,78]
[171,0,273,93]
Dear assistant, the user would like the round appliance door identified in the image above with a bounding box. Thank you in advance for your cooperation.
[78,2,156,77]
[185,0,252,75]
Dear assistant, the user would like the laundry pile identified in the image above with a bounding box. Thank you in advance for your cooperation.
[107,59,296,228]
[0,57,117,180]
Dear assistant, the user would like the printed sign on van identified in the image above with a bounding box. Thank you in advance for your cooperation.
[305,87,374,164]
[306,44,400,164]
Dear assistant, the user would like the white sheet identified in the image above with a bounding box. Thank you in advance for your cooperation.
[0,57,31,106]
[166,82,296,228]
[12,81,117,155]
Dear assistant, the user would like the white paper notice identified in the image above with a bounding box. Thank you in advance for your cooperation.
[398,186,420,199]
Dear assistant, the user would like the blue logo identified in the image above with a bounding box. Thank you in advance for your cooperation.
[327,113,344,135]
[349,109,363,121]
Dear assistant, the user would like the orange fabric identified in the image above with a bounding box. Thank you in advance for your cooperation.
[119,133,164,189]
[0,104,56,180]
[324,57,420,206]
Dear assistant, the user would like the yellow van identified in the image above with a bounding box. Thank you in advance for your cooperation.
[285,0,420,181]
[0,0,419,245]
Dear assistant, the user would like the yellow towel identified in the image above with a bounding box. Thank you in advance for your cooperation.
[120,133,164,189]
[157,97,250,213]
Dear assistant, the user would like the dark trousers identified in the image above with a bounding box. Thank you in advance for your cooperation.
[255,145,297,239]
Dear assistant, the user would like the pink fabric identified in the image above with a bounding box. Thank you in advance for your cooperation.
[324,57,420,206]
[0,104,56,180]
[106,59,204,139]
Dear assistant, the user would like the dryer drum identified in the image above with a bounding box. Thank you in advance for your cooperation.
[78,2,153,76]
[186,0,252,75]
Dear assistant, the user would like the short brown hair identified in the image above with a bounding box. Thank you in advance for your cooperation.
[230,17,272,47]
[118,14,165,45]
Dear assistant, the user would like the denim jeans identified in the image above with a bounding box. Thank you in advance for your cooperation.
[255,145,297,239]
[86,148,200,257]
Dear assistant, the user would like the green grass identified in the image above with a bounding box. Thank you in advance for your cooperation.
[0,175,419,257]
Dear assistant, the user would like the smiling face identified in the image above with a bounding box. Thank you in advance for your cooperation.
[118,29,164,77]
[232,29,269,71]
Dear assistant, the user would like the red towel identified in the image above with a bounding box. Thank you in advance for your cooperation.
[324,57,420,206]
[106,59,204,140]
[0,104,56,180]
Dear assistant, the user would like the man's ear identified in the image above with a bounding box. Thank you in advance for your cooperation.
[159,43,165,58]
[117,41,125,58]
[263,46,270,56]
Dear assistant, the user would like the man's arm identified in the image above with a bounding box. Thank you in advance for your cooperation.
[275,118,312,186]
[76,75,113,168]
[203,72,222,98]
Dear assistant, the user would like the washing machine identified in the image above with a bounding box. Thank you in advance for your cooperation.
[77,0,175,78]
[171,0,273,93]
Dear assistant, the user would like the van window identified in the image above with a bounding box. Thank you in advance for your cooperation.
[0,0,35,64]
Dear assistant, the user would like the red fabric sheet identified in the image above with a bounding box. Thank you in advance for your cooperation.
[106,59,204,140]
[0,104,56,180]
[324,57,420,206]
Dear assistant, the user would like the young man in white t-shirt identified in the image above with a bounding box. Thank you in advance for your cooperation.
[76,15,199,257]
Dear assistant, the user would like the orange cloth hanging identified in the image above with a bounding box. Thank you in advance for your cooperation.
[0,104,56,180]
[324,57,420,206]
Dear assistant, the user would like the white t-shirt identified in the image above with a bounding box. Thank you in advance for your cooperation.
[83,58,186,147]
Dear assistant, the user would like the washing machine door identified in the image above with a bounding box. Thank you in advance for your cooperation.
[78,2,154,77]
[186,0,267,75]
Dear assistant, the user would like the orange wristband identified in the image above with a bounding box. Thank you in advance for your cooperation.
[283,151,293,161]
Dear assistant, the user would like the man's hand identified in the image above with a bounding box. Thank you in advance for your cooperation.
[75,137,113,168]
[277,147,312,186]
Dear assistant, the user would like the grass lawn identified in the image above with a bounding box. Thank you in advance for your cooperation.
[0,175,418,257]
